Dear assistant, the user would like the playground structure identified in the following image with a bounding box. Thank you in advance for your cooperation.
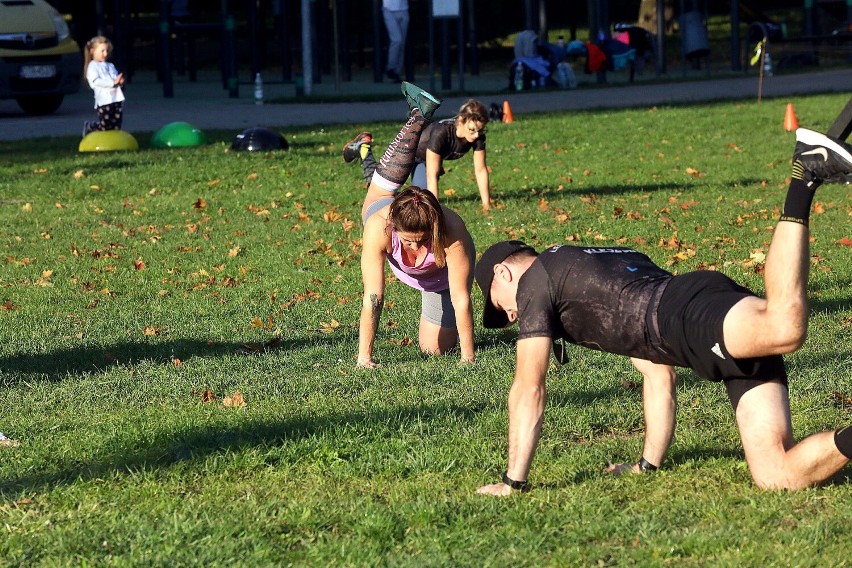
[70,1,852,99]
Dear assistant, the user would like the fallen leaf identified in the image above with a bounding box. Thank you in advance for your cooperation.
[250,315,274,329]
[228,245,241,257]
[193,388,216,403]
[1,301,16,311]
[323,208,343,223]
[133,258,145,270]
[194,198,207,209]
[74,170,85,179]
[35,270,53,287]
[830,391,852,410]
[222,391,247,408]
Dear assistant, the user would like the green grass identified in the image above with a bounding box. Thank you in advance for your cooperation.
[2,93,851,566]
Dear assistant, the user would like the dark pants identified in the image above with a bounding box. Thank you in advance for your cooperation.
[86,102,124,134]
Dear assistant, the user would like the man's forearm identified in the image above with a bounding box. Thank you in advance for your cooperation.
[506,379,546,481]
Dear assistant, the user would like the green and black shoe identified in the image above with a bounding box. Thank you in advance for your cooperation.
[401,81,442,120]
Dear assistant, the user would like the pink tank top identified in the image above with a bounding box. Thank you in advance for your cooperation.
[386,229,448,292]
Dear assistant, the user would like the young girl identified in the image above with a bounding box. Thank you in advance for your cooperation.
[82,36,125,136]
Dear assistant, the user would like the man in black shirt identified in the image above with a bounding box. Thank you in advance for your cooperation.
[474,128,852,495]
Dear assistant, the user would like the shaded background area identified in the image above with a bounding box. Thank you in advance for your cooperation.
[49,0,852,97]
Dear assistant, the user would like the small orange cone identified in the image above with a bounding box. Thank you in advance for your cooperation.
[784,103,799,131]
[502,100,514,124]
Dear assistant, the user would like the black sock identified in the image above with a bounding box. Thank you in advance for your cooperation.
[362,148,377,187]
[780,171,819,225]
[835,426,852,460]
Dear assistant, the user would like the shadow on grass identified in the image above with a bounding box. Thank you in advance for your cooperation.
[476,177,777,206]
[0,399,491,494]
[0,334,350,385]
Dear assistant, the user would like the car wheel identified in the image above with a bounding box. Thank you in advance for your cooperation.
[15,94,64,115]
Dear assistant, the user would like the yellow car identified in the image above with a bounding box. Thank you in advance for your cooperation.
[0,0,82,115]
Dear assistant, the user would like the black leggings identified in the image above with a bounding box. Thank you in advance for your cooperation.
[94,102,123,131]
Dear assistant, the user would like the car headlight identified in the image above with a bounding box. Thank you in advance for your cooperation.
[48,6,71,41]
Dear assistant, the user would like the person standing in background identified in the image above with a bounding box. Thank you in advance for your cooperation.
[383,0,409,83]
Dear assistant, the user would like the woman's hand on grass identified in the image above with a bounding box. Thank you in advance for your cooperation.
[476,482,515,496]
[604,461,639,475]
[355,356,378,369]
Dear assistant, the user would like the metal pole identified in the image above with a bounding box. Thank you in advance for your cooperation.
[222,0,238,97]
[428,0,435,92]
[249,0,261,78]
[441,18,450,89]
[277,0,292,81]
[159,0,173,97]
[372,0,382,82]
[95,0,105,35]
[301,0,313,95]
[332,0,340,89]
[655,0,666,75]
[457,15,464,91]
[730,0,740,71]
[339,0,351,81]
[466,0,478,75]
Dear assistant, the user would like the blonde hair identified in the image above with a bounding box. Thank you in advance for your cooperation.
[388,186,448,268]
[83,36,113,77]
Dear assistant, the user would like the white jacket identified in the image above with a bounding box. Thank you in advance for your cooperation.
[86,61,125,108]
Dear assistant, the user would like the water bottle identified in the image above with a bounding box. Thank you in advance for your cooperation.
[513,62,524,91]
[254,72,264,105]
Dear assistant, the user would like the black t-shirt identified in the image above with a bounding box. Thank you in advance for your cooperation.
[517,245,677,364]
[415,118,486,163]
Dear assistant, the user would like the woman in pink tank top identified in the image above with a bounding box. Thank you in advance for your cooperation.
[342,82,476,368]
[358,187,475,368]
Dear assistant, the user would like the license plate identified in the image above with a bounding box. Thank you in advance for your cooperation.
[19,65,56,79]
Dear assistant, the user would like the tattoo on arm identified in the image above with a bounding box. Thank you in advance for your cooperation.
[369,294,384,330]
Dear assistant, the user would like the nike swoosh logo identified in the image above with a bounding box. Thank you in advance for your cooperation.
[801,147,828,161]
[626,266,638,272]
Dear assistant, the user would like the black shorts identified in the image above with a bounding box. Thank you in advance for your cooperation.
[656,271,788,408]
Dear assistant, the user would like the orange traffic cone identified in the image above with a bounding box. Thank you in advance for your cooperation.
[502,100,514,124]
[784,103,798,131]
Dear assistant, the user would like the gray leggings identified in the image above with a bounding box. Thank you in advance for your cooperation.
[421,289,456,328]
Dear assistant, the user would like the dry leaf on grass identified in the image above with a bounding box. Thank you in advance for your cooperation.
[192,387,216,403]
[223,391,246,408]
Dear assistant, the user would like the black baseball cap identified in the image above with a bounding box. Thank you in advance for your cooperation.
[474,240,536,329]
